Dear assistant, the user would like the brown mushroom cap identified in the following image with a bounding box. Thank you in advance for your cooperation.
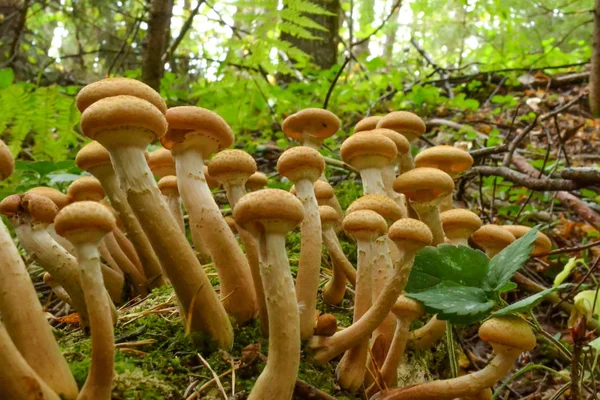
[21,193,58,223]
[208,149,257,185]
[233,189,304,234]
[414,145,474,175]
[319,205,340,229]
[388,218,433,250]
[440,209,482,240]
[354,116,383,133]
[376,111,426,142]
[27,187,70,210]
[162,106,234,156]
[55,201,117,240]
[393,295,425,319]
[502,225,552,256]
[0,194,22,217]
[75,141,111,171]
[479,316,536,352]
[203,165,219,190]
[314,313,338,336]
[76,77,167,114]
[346,194,402,225]
[0,139,15,181]
[369,128,410,155]
[67,176,105,202]
[80,95,168,142]
[282,108,340,141]
[342,209,388,242]
[313,180,335,201]
[393,167,455,203]
[43,272,57,288]
[277,146,325,183]
[245,172,268,192]
[148,148,175,178]
[340,131,398,170]
[157,175,179,195]
[225,216,238,234]
[471,225,516,252]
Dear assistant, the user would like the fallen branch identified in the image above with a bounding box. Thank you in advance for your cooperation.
[537,239,600,257]
[469,165,585,191]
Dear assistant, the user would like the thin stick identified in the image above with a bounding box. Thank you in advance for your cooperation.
[197,353,228,400]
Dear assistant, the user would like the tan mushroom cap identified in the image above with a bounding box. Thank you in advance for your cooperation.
[479,316,536,352]
[76,77,167,114]
[354,116,383,133]
[369,128,410,155]
[346,194,403,225]
[314,180,334,201]
[43,272,58,288]
[388,218,433,249]
[203,165,219,190]
[233,189,304,234]
[0,194,22,217]
[0,139,15,181]
[148,148,175,178]
[277,146,325,183]
[440,209,482,240]
[225,216,237,234]
[414,145,474,175]
[80,95,168,141]
[55,201,117,239]
[392,295,425,319]
[502,225,552,256]
[245,172,268,192]
[393,167,455,203]
[208,149,257,185]
[75,141,111,171]
[27,187,70,210]
[157,175,179,194]
[342,209,388,241]
[340,131,398,170]
[319,205,340,228]
[282,108,340,141]
[314,313,338,337]
[67,176,105,202]
[471,225,516,251]
[376,111,426,142]
[162,106,234,154]
[21,193,58,223]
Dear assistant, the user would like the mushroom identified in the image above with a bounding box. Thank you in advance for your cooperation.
[27,186,74,252]
[502,225,552,256]
[309,219,432,364]
[373,316,536,400]
[315,313,338,336]
[282,108,340,150]
[471,225,516,257]
[336,210,388,391]
[414,146,474,211]
[76,141,166,287]
[440,209,482,247]
[393,167,454,245]
[163,106,258,325]
[277,146,325,340]
[148,147,176,178]
[234,189,304,400]
[158,176,185,231]
[245,171,268,192]
[79,92,232,348]
[355,116,383,133]
[43,272,72,305]
[314,179,344,220]
[55,201,118,400]
[341,131,398,195]
[208,149,269,336]
[0,140,77,399]
[376,111,425,173]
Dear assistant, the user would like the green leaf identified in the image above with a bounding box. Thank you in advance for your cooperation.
[493,284,568,317]
[573,290,600,319]
[553,257,581,287]
[498,281,518,293]
[0,68,14,89]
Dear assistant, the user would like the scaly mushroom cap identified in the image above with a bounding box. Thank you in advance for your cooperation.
[162,106,234,157]
[277,146,325,183]
[0,194,22,217]
[414,145,474,175]
[282,108,340,141]
[234,189,304,234]
[369,128,410,155]
[393,295,425,319]
[314,180,335,202]
[478,316,536,352]
[340,131,398,170]
[502,225,552,256]
[319,205,339,230]
[376,111,426,142]
[388,218,433,251]
[75,141,111,171]
[314,313,338,336]
[342,209,388,242]
[148,148,176,178]
[440,209,482,241]
[76,77,167,114]
[80,95,168,143]
[393,167,455,204]
[208,149,257,186]
[471,225,516,253]
[0,139,15,180]
[21,193,58,224]
[157,175,179,195]
[55,201,117,243]
[346,194,403,226]
[27,187,70,210]
[67,176,105,202]
[245,171,268,192]
[354,116,383,133]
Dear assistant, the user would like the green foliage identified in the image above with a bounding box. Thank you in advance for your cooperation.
[493,284,568,317]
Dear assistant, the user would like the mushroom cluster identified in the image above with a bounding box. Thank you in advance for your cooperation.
[0,78,544,400]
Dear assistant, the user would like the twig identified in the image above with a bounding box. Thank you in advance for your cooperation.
[502,117,539,167]
[323,56,351,109]
[197,354,228,400]
[185,368,234,400]
[536,240,600,257]
[469,165,587,191]
[410,37,453,97]
[165,0,205,63]
[540,90,589,121]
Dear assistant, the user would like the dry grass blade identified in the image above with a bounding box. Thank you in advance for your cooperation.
[197,353,228,400]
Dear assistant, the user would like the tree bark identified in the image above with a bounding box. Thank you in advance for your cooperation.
[0,0,30,77]
[142,0,173,90]
[589,0,600,116]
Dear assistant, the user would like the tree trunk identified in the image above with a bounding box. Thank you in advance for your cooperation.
[353,0,376,58]
[280,0,340,70]
[382,5,401,62]
[0,0,30,78]
[142,0,173,91]
[589,0,600,116]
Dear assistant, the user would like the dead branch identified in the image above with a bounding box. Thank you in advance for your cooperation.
[470,165,584,191]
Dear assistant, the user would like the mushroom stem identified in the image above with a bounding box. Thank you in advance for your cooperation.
[161,185,185,232]
[439,194,453,212]
[322,253,349,305]
[44,273,73,305]
[380,317,411,387]
[410,316,447,349]
[448,237,469,247]
[103,231,149,296]
[322,226,356,286]
[360,168,387,195]
[411,204,445,246]
[99,240,124,275]
[112,228,145,275]
[382,163,407,217]
[398,154,415,175]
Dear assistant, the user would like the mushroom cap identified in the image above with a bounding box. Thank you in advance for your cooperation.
[314,313,338,336]
[21,193,58,223]
[388,218,433,250]
[393,167,455,204]
[148,148,175,178]
[208,149,257,185]
[346,194,403,225]
[393,295,425,320]
[479,316,536,352]
[76,77,167,114]
[162,106,234,156]
[225,216,238,234]
[55,201,117,240]
[282,108,340,141]
[502,225,552,256]
[277,146,325,183]
[245,172,268,192]
[342,209,388,242]
[414,145,474,175]
[75,141,111,172]
[43,272,57,288]
[319,205,340,229]
[354,116,383,133]
[440,209,482,241]
[376,111,426,142]
[0,194,22,217]
[0,139,15,181]
[80,95,168,143]
[27,187,70,210]
[340,131,398,170]
[157,175,179,195]
[233,189,304,234]
[471,225,516,253]
[67,176,105,202]
[314,180,334,201]
[203,165,219,190]
[369,128,410,155]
